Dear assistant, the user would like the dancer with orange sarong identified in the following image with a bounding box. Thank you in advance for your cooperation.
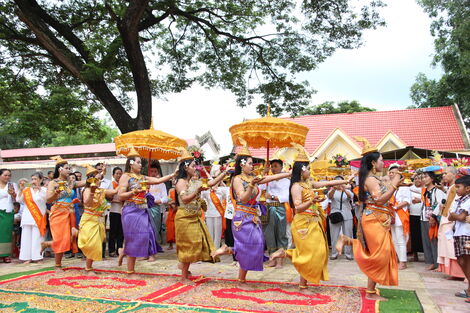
[44,156,86,270]
[336,137,401,301]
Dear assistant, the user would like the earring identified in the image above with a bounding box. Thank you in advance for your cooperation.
[372,167,377,175]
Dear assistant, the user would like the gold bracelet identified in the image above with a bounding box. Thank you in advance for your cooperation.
[391,184,398,190]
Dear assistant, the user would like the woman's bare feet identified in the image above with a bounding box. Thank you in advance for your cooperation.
[127,273,139,279]
[275,258,284,269]
[85,269,96,276]
[177,262,192,276]
[237,279,247,286]
[211,244,231,258]
[269,248,286,261]
[117,248,125,266]
[426,264,438,271]
[180,277,196,285]
[147,255,157,262]
[398,262,407,270]
[167,244,174,250]
[22,260,31,264]
[366,293,387,301]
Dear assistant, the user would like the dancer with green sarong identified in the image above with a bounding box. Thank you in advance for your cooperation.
[0,169,16,263]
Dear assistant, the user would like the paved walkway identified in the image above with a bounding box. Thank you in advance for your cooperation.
[0,251,467,312]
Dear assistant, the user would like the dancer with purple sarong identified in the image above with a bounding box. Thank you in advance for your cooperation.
[117,147,176,276]
[212,139,290,283]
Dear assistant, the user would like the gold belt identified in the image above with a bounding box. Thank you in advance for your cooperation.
[267,201,283,207]
[236,204,258,215]
[84,209,104,217]
[365,204,393,216]
[300,209,319,217]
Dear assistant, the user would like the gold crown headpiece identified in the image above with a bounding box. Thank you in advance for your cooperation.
[236,137,251,157]
[126,146,140,158]
[50,155,68,165]
[81,163,99,177]
[177,147,193,162]
[354,136,378,156]
[291,143,310,163]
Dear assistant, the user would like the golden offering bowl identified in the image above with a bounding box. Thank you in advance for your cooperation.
[201,178,209,189]
[401,171,413,179]
[57,181,66,191]
[140,180,148,191]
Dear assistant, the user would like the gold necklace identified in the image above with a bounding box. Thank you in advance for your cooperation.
[239,173,254,183]
[128,172,144,180]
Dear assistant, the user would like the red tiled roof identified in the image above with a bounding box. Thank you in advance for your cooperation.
[236,106,468,158]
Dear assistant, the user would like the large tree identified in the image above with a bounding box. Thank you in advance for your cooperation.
[300,100,375,115]
[0,0,385,133]
[410,0,470,127]
[0,67,118,149]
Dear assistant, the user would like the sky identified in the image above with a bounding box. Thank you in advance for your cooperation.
[151,0,442,156]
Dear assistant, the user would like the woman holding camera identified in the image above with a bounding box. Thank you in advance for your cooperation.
[328,176,354,260]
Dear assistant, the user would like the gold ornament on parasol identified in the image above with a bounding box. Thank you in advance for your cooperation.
[114,121,187,160]
[229,104,309,160]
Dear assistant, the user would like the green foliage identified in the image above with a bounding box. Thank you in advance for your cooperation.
[411,0,470,127]
[299,100,376,115]
[0,0,385,132]
[0,67,119,149]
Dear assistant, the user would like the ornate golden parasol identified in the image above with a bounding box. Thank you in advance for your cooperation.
[114,121,187,160]
[229,105,309,160]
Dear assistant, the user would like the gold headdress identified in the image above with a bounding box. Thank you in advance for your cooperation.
[291,143,310,163]
[177,147,193,162]
[126,146,140,158]
[237,137,251,157]
[81,163,98,176]
[50,155,67,165]
[354,136,378,156]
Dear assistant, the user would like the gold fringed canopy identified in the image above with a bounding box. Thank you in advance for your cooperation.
[229,115,309,149]
[114,122,187,160]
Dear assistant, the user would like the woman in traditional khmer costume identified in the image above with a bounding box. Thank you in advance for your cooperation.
[336,138,402,301]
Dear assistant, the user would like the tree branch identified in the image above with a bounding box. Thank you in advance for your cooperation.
[19,0,92,62]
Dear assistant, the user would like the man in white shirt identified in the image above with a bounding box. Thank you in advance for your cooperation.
[200,165,229,250]
[96,163,112,190]
[260,159,290,268]
[421,167,447,270]
[409,173,424,261]
[148,162,168,253]
[388,164,411,270]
